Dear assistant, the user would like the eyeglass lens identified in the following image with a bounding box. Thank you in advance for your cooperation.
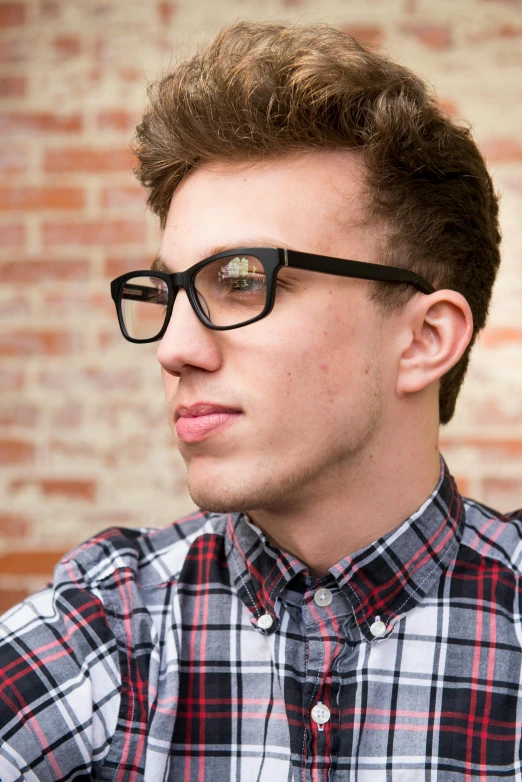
[119,254,268,340]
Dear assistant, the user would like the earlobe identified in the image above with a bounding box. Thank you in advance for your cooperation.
[395,291,474,397]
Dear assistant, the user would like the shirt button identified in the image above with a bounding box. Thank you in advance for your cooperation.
[311,701,331,725]
[313,587,333,607]
[257,613,273,630]
[370,617,387,637]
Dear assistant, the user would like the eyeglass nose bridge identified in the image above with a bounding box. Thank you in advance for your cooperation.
[164,267,216,329]
[161,270,212,334]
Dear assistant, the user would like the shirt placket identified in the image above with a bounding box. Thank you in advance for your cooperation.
[300,582,350,782]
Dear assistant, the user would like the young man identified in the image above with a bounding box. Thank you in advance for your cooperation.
[1,21,520,782]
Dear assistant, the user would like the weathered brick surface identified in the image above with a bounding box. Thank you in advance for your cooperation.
[1,0,522,609]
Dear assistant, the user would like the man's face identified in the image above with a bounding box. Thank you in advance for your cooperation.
[157,149,392,514]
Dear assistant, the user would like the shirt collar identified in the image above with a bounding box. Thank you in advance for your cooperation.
[224,511,307,635]
[225,454,466,642]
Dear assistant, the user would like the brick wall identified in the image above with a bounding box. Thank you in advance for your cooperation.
[1,0,522,612]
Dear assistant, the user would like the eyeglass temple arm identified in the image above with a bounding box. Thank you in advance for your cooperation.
[285,250,436,295]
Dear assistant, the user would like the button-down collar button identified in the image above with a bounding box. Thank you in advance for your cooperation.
[311,701,331,725]
[313,587,333,607]
[370,617,387,637]
[257,613,273,630]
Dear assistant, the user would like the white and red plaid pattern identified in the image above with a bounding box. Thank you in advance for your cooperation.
[1,454,522,781]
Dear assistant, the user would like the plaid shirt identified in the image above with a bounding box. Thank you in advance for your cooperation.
[1,455,522,781]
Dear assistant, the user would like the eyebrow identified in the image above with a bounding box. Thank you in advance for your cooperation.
[150,239,293,274]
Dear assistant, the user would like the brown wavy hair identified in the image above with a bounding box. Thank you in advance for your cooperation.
[133,21,501,425]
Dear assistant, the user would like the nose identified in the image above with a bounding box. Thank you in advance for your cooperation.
[155,286,222,375]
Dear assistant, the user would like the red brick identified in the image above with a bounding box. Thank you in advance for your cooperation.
[0,113,82,135]
[158,1,177,24]
[83,367,143,391]
[438,98,460,119]
[104,436,152,468]
[38,366,145,391]
[48,440,96,460]
[53,35,81,59]
[45,147,132,173]
[0,223,24,247]
[0,296,30,318]
[0,368,24,390]
[50,404,83,427]
[118,67,142,82]
[10,479,97,502]
[0,513,28,537]
[0,39,28,63]
[88,66,102,83]
[471,398,522,427]
[480,328,522,348]
[339,24,385,48]
[0,75,26,98]
[0,2,25,26]
[42,220,145,246]
[0,331,83,356]
[94,38,110,63]
[98,110,139,132]
[0,550,65,576]
[471,23,522,40]
[402,24,453,50]
[479,138,522,162]
[0,439,34,465]
[98,329,125,349]
[39,1,60,20]
[0,259,90,282]
[483,478,522,512]
[453,477,470,496]
[0,589,30,613]
[440,438,522,458]
[44,290,112,316]
[101,185,146,210]
[0,186,84,210]
[497,24,522,36]
[37,370,71,390]
[479,0,521,5]
[104,255,150,278]
[0,147,26,174]
[81,510,141,526]
[0,404,39,426]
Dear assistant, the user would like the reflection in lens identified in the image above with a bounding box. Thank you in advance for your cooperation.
[120,275,168,340]
[193,255,267,326]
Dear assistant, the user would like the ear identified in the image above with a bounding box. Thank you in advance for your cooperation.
[395,290,474,397]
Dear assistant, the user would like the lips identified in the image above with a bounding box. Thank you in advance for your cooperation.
[174,402,243,443]
[175,402,242,422]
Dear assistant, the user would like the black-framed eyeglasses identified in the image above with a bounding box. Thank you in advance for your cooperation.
[110,247,436,344]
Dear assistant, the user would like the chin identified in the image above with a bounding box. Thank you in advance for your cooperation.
[185,457,257,512]
[188,492,247,514]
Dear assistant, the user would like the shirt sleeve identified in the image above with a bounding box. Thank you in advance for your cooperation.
[0,576,121,781]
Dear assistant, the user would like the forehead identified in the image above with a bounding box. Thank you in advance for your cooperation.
[159,149,376,266]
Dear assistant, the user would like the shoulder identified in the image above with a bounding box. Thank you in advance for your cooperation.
[0,574,119,778]
[0,508,226,779]
[461,495,522,574]
[54,508,228,589]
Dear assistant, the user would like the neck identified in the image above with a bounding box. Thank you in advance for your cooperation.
[246,411,441,578]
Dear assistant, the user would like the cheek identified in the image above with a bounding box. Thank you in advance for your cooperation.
[264,325,351,408]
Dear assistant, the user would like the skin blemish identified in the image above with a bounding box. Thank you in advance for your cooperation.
[319,363,328,371]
